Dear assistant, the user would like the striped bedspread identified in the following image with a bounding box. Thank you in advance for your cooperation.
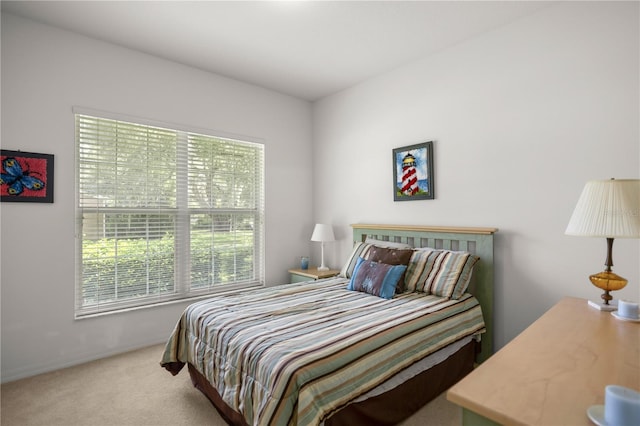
[160,277,485,426]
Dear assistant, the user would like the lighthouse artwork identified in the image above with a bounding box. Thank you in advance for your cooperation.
[392,141,434,201]
[401,152,419,196]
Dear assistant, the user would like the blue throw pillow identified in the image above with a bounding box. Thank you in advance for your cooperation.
[347,257,407,299]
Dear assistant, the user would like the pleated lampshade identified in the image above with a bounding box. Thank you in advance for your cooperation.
[566,179,640,238]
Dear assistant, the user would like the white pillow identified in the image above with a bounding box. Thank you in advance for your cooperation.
[364,237,412,249]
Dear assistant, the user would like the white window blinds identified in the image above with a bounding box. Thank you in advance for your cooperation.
[75,113,264,317]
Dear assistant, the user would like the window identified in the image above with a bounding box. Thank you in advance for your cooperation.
[75,112,264,317]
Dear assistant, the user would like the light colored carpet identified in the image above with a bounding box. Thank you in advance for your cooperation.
[1,344,461,426]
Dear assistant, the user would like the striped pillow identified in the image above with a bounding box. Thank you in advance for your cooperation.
[404,249,479,299]
[339,242,374,278]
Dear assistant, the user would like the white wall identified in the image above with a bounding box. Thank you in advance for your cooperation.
[3,2,639,384]
[312,2,640,350]
[0,13,313,382]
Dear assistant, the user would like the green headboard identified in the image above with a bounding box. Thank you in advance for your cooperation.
[351,223,498,363]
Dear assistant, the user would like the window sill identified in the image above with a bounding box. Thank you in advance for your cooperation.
[75,284,264,320]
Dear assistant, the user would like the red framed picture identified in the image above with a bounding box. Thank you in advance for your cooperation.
[0,150,54,203]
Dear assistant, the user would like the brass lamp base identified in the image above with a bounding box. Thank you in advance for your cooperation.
[589,270,628,306]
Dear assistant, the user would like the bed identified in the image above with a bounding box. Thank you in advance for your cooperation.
[161,223,497,425]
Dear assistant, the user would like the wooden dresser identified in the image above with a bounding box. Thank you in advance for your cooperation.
[447,297,640,425]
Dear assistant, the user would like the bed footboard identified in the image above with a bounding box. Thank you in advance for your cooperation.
[186,340,478,426]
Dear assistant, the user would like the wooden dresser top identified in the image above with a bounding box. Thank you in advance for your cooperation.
[448,297,640,425]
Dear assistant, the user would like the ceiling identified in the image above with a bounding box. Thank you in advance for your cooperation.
[2,1,553,101]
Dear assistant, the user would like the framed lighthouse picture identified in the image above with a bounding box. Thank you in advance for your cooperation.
[393,141,434,201]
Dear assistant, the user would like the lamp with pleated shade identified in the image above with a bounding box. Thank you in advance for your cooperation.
[311,224,335,271]
[566,179,640,310]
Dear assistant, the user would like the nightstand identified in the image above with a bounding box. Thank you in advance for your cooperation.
[288,267,340,283]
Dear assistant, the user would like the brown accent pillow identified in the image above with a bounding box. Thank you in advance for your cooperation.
[365,246,414,292]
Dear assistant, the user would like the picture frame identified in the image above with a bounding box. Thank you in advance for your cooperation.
[393,141,434,201]
[0,150,54,203]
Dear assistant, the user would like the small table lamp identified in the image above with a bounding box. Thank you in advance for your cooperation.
[311,224,335,271]
[565,179,640,310]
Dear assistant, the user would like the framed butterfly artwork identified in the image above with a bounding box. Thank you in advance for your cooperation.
[0,150,54,203]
